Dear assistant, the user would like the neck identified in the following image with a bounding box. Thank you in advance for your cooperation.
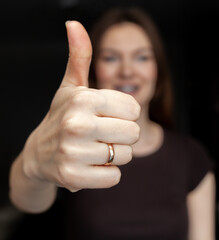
[132,104,163,157]
[136,104,150,130]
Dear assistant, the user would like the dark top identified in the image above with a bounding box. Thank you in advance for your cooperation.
[60,129,213,240]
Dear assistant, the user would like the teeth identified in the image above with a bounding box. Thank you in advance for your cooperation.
[117,85,138,93]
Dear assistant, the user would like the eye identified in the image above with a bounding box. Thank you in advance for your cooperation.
[136,55,150,61]
[101,56,118,62]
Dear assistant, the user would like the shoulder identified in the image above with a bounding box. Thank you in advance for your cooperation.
[164,128,214,191]
[164,128,210,157]
[161,128,213,170]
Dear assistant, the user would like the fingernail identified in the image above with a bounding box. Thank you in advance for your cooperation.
[65,20,71,26]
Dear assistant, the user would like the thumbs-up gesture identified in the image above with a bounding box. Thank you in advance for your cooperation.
[22,21,140,193]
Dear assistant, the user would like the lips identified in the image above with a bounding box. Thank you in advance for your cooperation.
[115,85,139,94]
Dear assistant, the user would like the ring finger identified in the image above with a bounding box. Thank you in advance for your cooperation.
[63,141,133,166]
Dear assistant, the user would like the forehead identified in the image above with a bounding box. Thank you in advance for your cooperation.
[100,22,152,50]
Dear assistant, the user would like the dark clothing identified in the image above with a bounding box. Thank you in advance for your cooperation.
[60,129,213,240]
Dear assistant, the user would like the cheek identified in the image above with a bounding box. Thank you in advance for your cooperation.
[95,62,117,89]
[136,61,158,100]
[137,62,158,105]
[141,61,158,83]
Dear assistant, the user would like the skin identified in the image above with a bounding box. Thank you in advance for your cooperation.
[9,21,141,213]
[96,22,163,157]
[94,22,216,240]
[9,20,215,240]
[96,22,157,108]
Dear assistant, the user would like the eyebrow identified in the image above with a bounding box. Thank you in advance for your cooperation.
[99,47,153,55]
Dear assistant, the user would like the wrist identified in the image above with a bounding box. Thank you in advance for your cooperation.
[10,152,57,213]
[22,131,48,187]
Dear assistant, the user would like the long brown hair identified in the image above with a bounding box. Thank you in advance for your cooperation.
[89,7,174,129]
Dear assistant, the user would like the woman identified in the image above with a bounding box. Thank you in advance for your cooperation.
[9,8,215,240]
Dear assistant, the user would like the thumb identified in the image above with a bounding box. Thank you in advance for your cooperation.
[61,21,92,88]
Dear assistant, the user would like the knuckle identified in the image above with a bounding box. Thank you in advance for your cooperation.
[98,89,110,105]
[57,163,82,190]
[60,116,95,136]
[58,143,78,161]
[135,104,141,119]
[119,146,132,164]
[72,91,87,104]
[100,167,121,188]
[129,122,140,142]
[72,93,83,106]
[71,117,95,135]
[132,104,141,120]
[126,146,133,161]
[60,118,72,133]
[112,168,121,186]
[58,143,69,155]
[57,163,72,187]
[129,96,141,120]
[70,90,96,107]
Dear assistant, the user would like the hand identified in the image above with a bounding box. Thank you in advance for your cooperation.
[22,21,140,192]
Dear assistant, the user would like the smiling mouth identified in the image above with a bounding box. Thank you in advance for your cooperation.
[115,85,139,94]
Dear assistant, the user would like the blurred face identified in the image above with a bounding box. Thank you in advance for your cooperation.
[95,22,158,107]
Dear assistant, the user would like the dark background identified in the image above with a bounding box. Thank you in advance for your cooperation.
[0,0,218,239]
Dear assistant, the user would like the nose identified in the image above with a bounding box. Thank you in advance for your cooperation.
[119,59,134,79]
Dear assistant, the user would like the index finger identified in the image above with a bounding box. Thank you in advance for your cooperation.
[94,89,141,121]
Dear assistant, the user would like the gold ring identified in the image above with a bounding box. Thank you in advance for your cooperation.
[105,143,114,165]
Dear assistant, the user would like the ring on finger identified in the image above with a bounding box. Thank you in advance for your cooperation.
[105,143,115,165]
